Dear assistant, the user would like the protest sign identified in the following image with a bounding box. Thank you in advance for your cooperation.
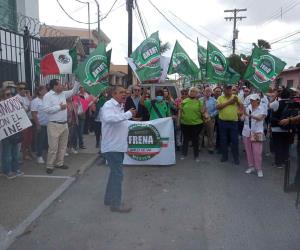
[123,117,175,165]
[0,96,32,140]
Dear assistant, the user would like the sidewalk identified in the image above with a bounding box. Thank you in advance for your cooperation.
[0,134,100,250]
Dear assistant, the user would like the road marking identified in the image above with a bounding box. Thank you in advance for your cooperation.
[22,175,71,179]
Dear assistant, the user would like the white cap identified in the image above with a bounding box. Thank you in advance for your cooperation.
[249,94,260,101]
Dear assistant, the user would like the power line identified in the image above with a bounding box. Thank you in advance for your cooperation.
[56,0,119,24]
[271,30,300,44]
[134,7,147,38]
[147,0,196,44]
[101,0,119,21]
[168,11,227,47]
[261,0,299,26]
[134,0,148,37]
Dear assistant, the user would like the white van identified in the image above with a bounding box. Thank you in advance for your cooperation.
[141,81,181,99]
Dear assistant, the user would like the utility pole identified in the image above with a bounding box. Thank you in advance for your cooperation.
[127,0,134,86]
[224,8,247,54]
[94,0,101,43]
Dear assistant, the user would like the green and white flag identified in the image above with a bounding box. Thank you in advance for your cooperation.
[224,67,241,84]
[197,38,207,79]
[168,41,199,77]
[130,31,161,82]
[206,41,240,84]
[243,46,286,93]
[75,43,109,96]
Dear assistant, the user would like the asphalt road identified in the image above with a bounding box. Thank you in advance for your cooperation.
[9,151,300,250]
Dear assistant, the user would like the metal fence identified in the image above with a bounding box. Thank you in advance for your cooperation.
[0,26,40,92]
[0,25,72,93]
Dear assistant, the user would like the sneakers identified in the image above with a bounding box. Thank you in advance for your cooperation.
[245,167,255,174]
[15,170,24,177]
[180,155,185,160]
[5,172,17,179]
[65,152,69,157]
[110,205,132,213]
[37,157,45,164]
[195,157,200,163]
[71,148,78,154]
[257,170,263,178]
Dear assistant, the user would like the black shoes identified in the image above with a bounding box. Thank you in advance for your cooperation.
[110,205,132,213]
[55,165,69,169]
[79,145,86,149]
[46,168,53,174]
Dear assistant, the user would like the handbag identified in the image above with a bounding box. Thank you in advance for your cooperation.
[250,132,265,142]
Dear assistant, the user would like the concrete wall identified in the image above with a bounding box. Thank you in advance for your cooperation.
[17,0,39,19]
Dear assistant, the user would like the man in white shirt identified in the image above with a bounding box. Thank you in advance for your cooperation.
[101,86,136,213]
[43,79,80,174]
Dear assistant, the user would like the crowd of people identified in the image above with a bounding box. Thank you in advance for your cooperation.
[1,79,300,212]
[0,80,100,178]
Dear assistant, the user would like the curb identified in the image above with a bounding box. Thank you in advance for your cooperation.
[0,154,99,250]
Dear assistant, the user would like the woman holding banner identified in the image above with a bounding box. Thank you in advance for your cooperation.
[1,88,23,179]
[177,87,205,162]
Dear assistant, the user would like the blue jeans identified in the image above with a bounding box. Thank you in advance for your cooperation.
[36,126,48,157]
[1,138,19,174]
[78,118,85,147]
[219,120,239,162]
[104,152,124,208]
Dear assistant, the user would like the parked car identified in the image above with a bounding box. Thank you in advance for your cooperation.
[141,82,181,99]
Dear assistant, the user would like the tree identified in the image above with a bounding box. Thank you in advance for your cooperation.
[160,41,170,54]
[296,63,300,67]
[253,39,271,50]
[227,54,247,76]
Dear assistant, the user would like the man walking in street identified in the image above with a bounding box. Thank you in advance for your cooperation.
[216,85,243,165]
[43,79,80,174]
[101,86,136,213]
[125,84,142,120]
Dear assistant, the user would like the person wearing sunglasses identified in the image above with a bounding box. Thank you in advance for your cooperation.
[125,85,142,121]
[1,88,24,179]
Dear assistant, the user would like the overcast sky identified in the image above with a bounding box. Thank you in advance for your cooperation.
[39,0,300,68]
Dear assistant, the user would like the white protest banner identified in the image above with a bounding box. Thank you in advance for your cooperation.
[0,96,32,140]
[123,117,175,165]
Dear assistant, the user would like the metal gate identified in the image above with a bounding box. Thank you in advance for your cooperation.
[0,26,41,92]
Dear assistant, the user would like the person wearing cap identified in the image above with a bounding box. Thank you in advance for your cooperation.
[242,94,267,177]
[216,84,244,165]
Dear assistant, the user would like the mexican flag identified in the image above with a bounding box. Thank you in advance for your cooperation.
[243,46,286,93]
[197,38,207,80]
[130,31,161,83]
[75,43,110,96]
[40,48,77,76]
[168,40,199,77]
[206,41,240,84]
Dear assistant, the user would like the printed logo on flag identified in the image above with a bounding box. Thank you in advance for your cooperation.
[252,55,277,83]
[84,55,108,86]
[139,38,160,67]
[172,52,191,71]
[127,124,169,161]
[198,49,206,65]
[209,51,227,76]
[58,54,71,64]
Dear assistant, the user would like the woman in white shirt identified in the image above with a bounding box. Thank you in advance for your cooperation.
[242,94,267,178]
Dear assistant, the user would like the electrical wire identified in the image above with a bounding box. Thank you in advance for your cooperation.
[134,7,147,39]
[56,0,119,24]
[261,0,299,26]
[169,11,229,45]
[271,30,300,44]
[135,0,148,38]
[101,0,119,21]
[147,0,196,44]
